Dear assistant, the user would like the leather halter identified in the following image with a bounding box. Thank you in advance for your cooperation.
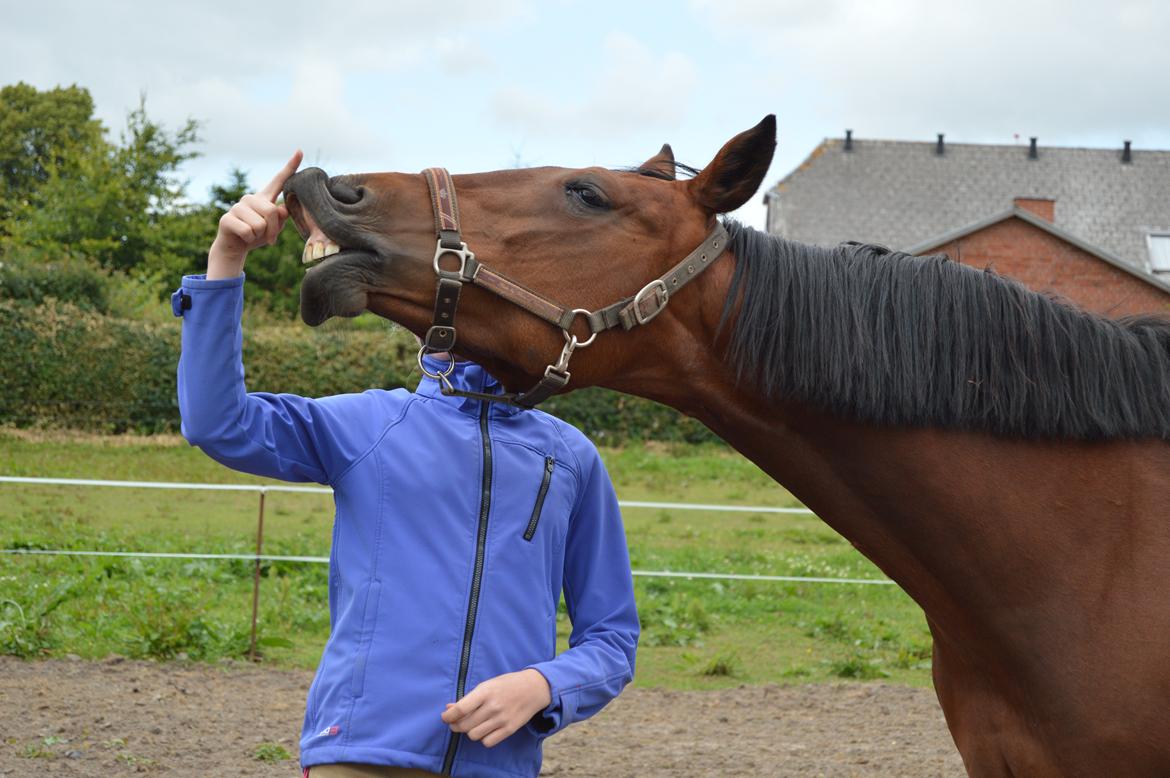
[416,167,729,408]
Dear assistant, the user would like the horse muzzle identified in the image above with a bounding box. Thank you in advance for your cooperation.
[283,167,391,326]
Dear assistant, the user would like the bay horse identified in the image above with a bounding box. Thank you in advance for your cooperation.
[282,116,1170,776]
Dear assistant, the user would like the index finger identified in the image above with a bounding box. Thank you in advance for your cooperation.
[258,150,304,203]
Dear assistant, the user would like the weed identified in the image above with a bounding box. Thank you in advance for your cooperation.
[253,742,292,762]
[124,587,218,660]
[699,651,740,677]
[639,587,712,647]
[115,752,159,769]
[21,740,57,759]
[0,580,78,657]
[893,643,933,669]
[830,652,891,680]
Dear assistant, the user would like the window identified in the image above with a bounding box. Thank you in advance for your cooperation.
[1149,233,1170,273]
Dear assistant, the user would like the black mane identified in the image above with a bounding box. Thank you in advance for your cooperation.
[718,220,1170,440]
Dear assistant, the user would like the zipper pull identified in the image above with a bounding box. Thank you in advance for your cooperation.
[545,456,555,472]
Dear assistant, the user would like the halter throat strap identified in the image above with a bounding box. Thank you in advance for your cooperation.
[417,167,728,408]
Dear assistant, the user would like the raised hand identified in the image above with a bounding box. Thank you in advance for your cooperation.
[207,150,303,279]
[440,669,552,748]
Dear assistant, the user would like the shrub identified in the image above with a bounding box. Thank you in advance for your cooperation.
[0,299,722,443]
[0,252,111,312]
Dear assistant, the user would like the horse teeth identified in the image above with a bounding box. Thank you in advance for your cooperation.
[301,240,341,266]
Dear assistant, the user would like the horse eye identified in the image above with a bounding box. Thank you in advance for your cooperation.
[566,183,609,210]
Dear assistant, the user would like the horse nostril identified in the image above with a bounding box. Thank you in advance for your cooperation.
[328,178,363,205]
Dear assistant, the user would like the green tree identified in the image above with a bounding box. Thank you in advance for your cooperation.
[0,85,204,279]
[0,82,104,227]
[0,82,306,317]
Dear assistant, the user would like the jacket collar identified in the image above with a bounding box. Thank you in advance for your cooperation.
[416,356,525,418]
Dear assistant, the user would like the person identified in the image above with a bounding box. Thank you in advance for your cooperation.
[173,152,639,778]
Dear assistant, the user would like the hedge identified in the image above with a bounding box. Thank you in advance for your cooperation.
[0,298,716,443]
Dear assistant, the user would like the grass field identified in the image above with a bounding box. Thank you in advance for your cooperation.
[0,429,934,690]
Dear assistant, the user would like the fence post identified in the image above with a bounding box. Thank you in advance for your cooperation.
[248,487,267,661]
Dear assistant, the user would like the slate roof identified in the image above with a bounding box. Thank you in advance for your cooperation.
[765,137,1170,275]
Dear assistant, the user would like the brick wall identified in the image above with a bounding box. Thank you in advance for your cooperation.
[921,216,1170,319]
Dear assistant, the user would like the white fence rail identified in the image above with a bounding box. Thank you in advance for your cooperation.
[0,476,815,514]
[0,475,892,586]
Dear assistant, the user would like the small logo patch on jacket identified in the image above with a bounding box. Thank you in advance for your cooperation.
[317,725,340,737]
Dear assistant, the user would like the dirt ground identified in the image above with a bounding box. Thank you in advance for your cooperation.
[0,656,965,777]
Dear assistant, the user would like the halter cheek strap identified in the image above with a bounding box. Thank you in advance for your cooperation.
[417,167,729,408]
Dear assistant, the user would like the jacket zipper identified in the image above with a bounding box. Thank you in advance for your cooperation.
[523,457,555,541]
[442,401,493,776]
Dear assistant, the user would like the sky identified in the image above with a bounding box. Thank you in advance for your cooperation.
[4,0,1169,231]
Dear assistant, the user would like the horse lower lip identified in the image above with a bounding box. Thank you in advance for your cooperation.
[298,249,386,326]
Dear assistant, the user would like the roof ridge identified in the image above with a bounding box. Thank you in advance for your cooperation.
[811,137,1170,154]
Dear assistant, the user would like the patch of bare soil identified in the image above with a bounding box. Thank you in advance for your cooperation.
[0,657,964,777]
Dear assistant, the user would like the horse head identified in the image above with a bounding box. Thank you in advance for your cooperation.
[282,116,776,398]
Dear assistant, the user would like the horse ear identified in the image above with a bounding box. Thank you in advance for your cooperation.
[689,115,776,213]
[639,143,676,180]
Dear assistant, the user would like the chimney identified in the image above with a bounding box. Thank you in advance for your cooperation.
[844,129,853,152]
[936,133,945,155]
[1028,137,1038,160]
[1014,197,1055,223]
[1122,140,1132,164]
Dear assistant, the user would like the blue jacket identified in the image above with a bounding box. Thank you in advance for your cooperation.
[173,274,638,777]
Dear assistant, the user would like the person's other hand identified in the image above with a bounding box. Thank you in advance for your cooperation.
[440,669,552,747]
[207,150,303,279]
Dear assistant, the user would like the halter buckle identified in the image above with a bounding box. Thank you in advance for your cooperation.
[432,239,475,281]
[632,279,669,325]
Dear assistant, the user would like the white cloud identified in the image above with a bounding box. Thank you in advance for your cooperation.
[490,32,698,139]
[693,0,1170,145]
[436,36,497,75]
[147,60,388,183]
[0,0,528,183]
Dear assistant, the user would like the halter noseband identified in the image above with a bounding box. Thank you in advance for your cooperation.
[416,167,729,408]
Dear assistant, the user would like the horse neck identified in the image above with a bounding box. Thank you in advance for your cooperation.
[604,240,1160,651]
[629,363,971,618]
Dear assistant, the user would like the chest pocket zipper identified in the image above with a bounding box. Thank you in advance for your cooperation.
[523,456,555,541]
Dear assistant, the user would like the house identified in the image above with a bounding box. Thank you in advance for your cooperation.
[763,133,1170,318]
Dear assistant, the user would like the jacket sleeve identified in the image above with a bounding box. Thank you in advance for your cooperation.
[174,274,400,485]
[525,445,639,737]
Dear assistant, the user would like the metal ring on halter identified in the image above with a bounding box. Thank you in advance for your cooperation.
[432,239,474,280]
[562,308,598,348]
[417,347,456,381]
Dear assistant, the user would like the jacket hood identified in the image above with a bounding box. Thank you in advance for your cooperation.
[417,355,525,418]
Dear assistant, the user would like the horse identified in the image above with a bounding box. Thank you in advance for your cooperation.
[282,116,1170,777]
